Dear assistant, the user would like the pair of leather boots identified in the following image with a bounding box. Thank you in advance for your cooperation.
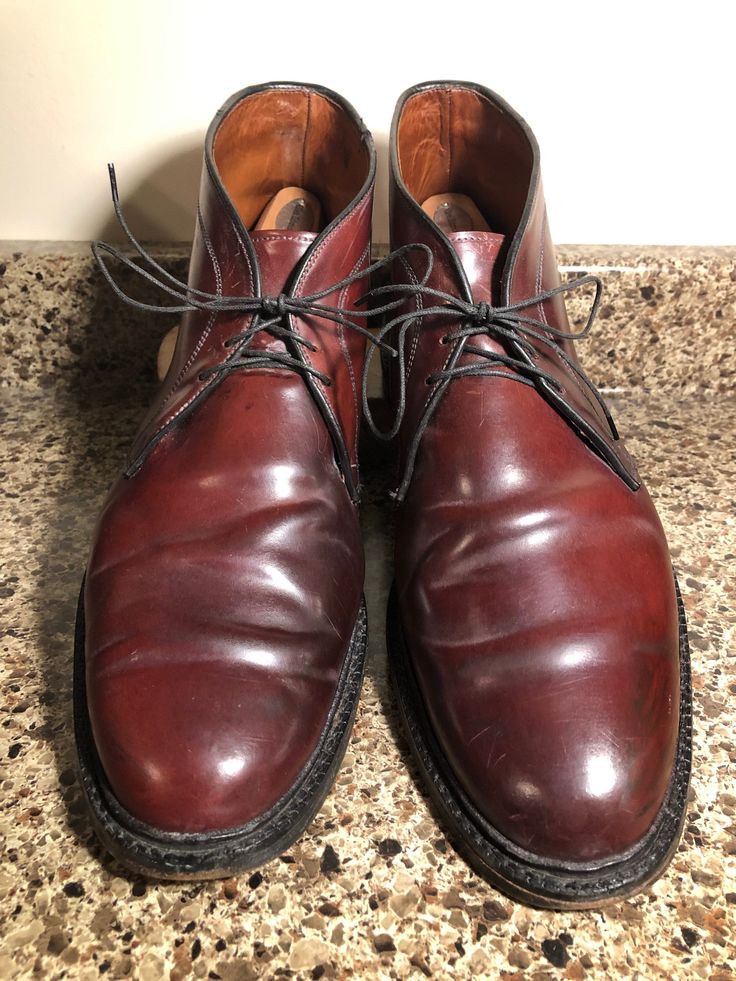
[76,81,691,909]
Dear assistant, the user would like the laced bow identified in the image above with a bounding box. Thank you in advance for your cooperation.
[360,245,634,500]
[92,164,413,390]
[93,166,632,500]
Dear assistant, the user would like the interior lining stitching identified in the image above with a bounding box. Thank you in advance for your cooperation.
[301,91,312,191]
[447,87,454,195]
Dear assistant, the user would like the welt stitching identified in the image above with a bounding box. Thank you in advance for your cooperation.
[76,600,368,867]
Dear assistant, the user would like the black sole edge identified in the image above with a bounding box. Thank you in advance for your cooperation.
[73,586,368,880]
[388,578,692,910]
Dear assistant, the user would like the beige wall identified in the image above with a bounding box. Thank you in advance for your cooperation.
[2,0,734,244]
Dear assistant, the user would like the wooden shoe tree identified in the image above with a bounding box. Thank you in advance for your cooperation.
[254,186,321,232]
[421,192,507,303]
[421,192,491,234]
[156,187,323,381]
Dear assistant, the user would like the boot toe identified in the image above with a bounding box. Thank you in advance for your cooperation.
[89,650,334,834]
[438,640,680,865]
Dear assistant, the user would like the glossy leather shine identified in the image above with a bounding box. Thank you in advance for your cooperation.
[389,82,680,864]
[84,83,374,833]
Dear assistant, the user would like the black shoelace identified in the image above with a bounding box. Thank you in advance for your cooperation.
[93,166,632,499]
[92,164,412,390]
[361,245,635,500]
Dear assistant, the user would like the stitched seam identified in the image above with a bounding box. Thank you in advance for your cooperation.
[338,244,369,466]
[418,343,454,423]
[535,212,608,426]
[535,218,545,302]
[345,248,370,450]
[151,366,213,445]
[297,193,370,287]
[446,88,453,191]
[417,307,456,421]
[453,234,497,244]
[399,254,422,382]
[135,208,242,468]
[250,233,316,244]
[299,233,365,387]
[301,91,311,189]
[295,201,370,453]
[159,207,221,415]
[231,229,255,319]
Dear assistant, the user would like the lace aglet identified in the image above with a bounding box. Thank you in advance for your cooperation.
[107,163,120,205]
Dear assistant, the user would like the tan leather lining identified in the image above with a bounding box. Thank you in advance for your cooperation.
[213,89,369,230]
[396,87,533,237]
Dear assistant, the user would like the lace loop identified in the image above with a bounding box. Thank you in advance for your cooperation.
[92,165,424,392]
[358,253,626,500]
[362,270,609,437]
[93,166,630,500]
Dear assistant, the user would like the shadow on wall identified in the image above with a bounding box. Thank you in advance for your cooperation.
[95,142,204,243]
[28,149,203,869]
[96,134,392,246]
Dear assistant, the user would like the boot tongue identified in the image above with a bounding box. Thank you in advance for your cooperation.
[248,230,317,351]
[445,230,505,304]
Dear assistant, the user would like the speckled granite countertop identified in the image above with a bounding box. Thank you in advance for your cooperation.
[1,245,735,980]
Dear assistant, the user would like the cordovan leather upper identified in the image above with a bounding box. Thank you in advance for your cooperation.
[389,82,680,863]
[84,83,374,833]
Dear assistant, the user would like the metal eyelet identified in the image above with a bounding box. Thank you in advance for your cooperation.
[440,335,449,345]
